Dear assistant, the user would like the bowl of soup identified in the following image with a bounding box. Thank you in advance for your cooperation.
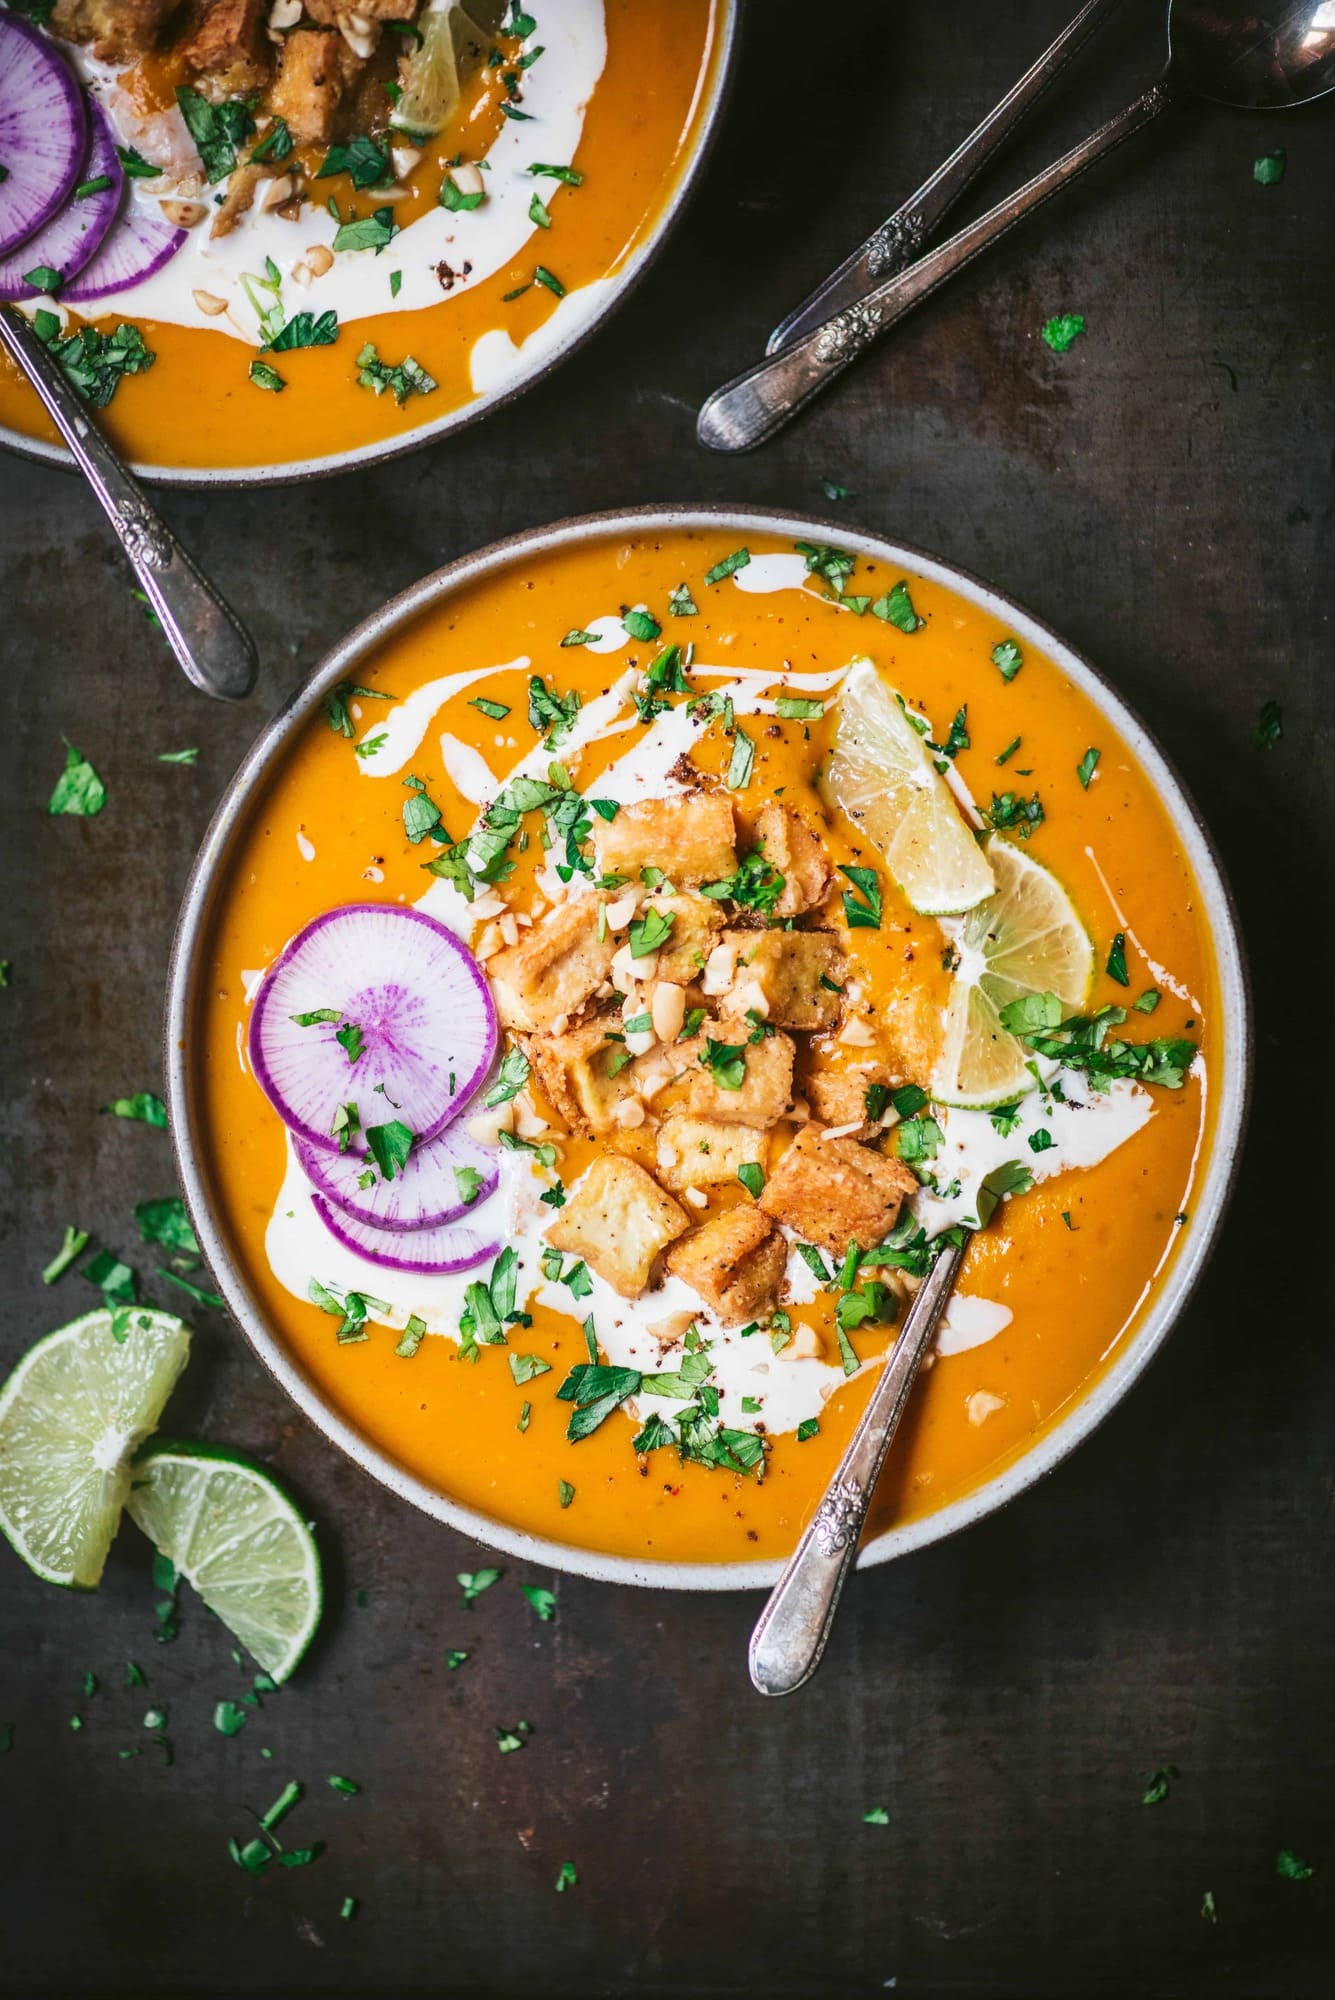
[166,506,1250,1586]
[0,0,734,483]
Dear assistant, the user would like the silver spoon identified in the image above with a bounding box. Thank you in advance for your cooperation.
[766,0,1124,356]
[700,0,1335,454]
[1,305,257,701]
[749,1231,969,1696]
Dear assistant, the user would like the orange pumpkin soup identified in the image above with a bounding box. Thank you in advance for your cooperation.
[190,527,1217,1564]
[0,0,721,471]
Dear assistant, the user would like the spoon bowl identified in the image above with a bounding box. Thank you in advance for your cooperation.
[1170,0,1335,108]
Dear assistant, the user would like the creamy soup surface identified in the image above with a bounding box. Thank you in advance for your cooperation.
[0,0,720,468]
[194,528,1217,1564]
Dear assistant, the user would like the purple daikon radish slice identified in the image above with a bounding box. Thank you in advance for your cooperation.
[0,14,87,257]
[64,188,186,302]
[249,903,499,1154]
[294,1118,499,1233]
[0,97,123,304]
[310,1194,501,1276]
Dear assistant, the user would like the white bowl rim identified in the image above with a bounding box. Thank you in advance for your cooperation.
[165,503,1253,1592]
[0,2,741,491]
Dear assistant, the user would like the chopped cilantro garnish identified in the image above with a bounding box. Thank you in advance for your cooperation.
[248,359,285,393]
[555,1860,578,1892]
[622,607,661,642]
[669,582,698,616]
[175,87,254,182]
[1133,989,1161,1015]
[534,263,565,296]
[528,161,583,184]
[991,639,1023,681]
[470,695,510,720]
[42,1224,88,1285]
[975,1160,1034,1227]
[704,548,750,585]
[1253,150,1286,186]
[726,727,755,790]
[1076,747,1101,789]
[863,1807,890,1825]
[1141,1766,1178,1805]
[334,206,398,254]
[775,694,825,720]
[700,1039,747,1091]
[317,135,391,190]
[737,1162,765,1198]
[1276,1848,1313,1880]
[395,1314,428,1359]
[628,905,675,958]
[458,1568,502,1607]
[872,580,924,631]
[838,863,882,929]
[521,1584,556,1621]
[365,1119,414,1181]
[116,145,162,180]
[982,790,1044,838]
[355,341,435,403]
[796,1417,820,1442]
[558,1480,575,1508]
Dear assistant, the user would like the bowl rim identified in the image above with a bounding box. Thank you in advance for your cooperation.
[0,0,741,491]
[165,503,1253,1592]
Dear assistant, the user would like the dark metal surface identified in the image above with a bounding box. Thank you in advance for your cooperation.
[1,1,1331,1993]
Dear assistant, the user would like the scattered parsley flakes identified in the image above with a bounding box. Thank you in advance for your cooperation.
[521,1584,556,1621]
[248,359,285,393]
[103,1092,167,1127]
[32,313,154,408]
[1041,312,1086,352]
[48,742,106,817]
[213,1700,247,1737]
[458,1567,502,1607]
[1141,1765,1178,1805]
[863,1807,889,1825]
[1076,747,1101,788]
[555,1860,578,1892]
[1253,149,1285,185]
[356,341,436,404]
[1276,1849,1313,1881]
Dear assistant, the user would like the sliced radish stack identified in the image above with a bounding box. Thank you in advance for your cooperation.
[64,191,187,304]
[310,1196,501,1276]
[250,903,499,1153]
[0,14,87,258]
[0,97,123,304]
[294,1120,499,1233]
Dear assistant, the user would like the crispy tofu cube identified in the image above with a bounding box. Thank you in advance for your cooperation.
[759,1125,917,1257]
[593,792,736,888]
[685,1018,795,1128]
[652,894,724,984]
[487,900,615,1033]
[269,28,352,147]
[181,0,269,91]
[655,1113,769,1193]
[754,801,833,916]
[52,0,174,60]
[721,929,846,1031]
[524,1018,633,1136]
[803,1061,898,1136]
[546,1154,688,1299]
[665,1207,788,1325]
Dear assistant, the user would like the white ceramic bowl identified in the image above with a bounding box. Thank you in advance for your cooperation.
[166,506,1251,1588]
[0,5,740,489]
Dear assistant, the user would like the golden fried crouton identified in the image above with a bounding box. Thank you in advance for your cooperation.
[655,1113,769,1193]
[52,0,174,60]
[269,28,353,147]
[305,0,419,19]
[593,793,736,889]
[720,929,846,1031]
[753,800,833,917]
[666,1207,787,1325]
[684,1019,795,1128]
[181,0,270,93]
[803,1061,898,1136]
[524,1018,634,1137]
[486,901,615,1033]
[759,1125,917,1257]
[546,1154,688,1299]
[651,894,724,984]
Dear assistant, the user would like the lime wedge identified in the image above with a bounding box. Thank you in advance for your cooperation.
[931,840,1095,1107]
[390,0,503,140]
[822,658,996,915]
[127,1442,321,1682]
[0,1309,190,1589]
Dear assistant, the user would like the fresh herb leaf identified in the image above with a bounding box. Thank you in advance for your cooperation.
[974,1160,1034,1227]
[521,1585,555,1621]
[458,1568,502,1607]
[628,906,675,958]
[838,863,882,929]
[1076,747,1101,789]
[175,87,255,183]
[470,695,510,720]
[355,341,435,402]
[133,1197,198,1254]
[49,742,106,817]
[991,639,1023,682]
[365,1120,414,1182]
[1105,932,1129,986]
[871,580,924,631]
[42,1225,88,1285]
[775,695,825,720]
[248,359,285,393]
[704,548,750,586]
[317,135,391,190]
[1253,150,1286,186]
[103,1092,167,1127]
[726,727,754,790]
[484,1046,531,1107]
[1041,312,1086,352]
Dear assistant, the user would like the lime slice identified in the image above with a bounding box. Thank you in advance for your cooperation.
[822,658,996,915]
[932,840,1095,1107]
[127,1442,321,1682]
[0,1309,190,1589]
[390,0,503,140]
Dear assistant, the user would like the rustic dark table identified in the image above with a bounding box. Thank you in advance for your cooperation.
[2,2,1332,1995]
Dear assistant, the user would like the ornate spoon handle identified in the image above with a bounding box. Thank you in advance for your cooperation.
[767,0,1124,354]
[0,306,257,702]
[748,1232,969,1697]
[699,80,1174,454]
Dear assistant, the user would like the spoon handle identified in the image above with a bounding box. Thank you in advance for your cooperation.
[699,79,1175,454]
[767,0,1124,355]
[0,307,257,702]
[748,1233,969,1697]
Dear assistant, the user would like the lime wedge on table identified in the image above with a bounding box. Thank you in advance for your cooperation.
[128,1443,321,1683]
[931,841,1095,1108]
[391,1,504,140]
[0,1309,190,1589]
[822,658,996,916]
